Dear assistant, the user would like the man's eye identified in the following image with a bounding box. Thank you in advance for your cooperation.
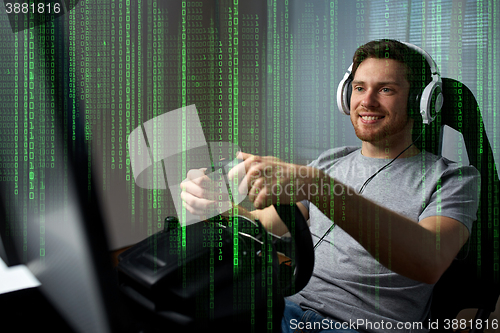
[381,88,392,93]
[354,87,363,92]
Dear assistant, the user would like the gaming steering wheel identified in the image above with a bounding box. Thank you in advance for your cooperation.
[117,163,315,330]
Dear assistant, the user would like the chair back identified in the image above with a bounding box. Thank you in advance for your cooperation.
[429,78,500,328]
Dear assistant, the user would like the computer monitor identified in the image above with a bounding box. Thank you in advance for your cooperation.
[0,8,127,333]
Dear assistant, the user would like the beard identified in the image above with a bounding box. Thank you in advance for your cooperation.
[351,109,412,144]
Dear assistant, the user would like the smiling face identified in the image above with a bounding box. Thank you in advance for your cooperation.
[350,57,414,152]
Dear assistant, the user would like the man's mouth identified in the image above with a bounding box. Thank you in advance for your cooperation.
[360,115,385,121]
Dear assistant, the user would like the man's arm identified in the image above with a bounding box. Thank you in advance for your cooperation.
[241,202,309,237]
[183,157,470,284]
[179,167,309,237]
[308,170,469,284]
[236,152,472,284]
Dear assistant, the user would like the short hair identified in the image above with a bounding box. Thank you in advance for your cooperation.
[351,39,431,93]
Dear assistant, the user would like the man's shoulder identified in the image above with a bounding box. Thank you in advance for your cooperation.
[421,150,480,179]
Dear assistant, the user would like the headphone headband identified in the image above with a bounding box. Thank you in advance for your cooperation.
[400,42,440,76]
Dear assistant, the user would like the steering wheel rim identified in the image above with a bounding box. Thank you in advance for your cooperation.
[273,203,314,295]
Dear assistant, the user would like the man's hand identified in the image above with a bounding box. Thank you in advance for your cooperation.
[180,168,232,220]
[228,152,317,209]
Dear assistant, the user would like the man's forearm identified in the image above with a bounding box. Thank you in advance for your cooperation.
[307,170,448,284]
[226,204,256,220]
[227,204,290,236]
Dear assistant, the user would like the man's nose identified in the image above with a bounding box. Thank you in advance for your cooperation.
[361,89,379,108]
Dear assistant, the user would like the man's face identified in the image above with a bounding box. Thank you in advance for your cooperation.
[350,57,412,145]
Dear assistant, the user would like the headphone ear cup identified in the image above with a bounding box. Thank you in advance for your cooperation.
[337,64,353,115]
[430,87,444,119]
[407,90,422,121]
[420,82,444,125]
[336,77,352,115]
[345,80,352,114]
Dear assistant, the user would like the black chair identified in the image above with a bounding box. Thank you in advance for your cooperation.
[425,78,500,332]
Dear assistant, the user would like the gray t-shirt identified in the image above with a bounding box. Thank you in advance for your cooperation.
[287,147,480,333]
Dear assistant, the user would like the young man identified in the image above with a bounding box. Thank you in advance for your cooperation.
[180,40,480,332]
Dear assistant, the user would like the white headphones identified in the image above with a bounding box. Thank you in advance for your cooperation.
[336,41,444,125]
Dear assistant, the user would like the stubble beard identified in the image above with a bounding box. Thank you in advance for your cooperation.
[352,110,411,145]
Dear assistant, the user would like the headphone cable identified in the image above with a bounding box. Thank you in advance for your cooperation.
[358,129,424,195]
